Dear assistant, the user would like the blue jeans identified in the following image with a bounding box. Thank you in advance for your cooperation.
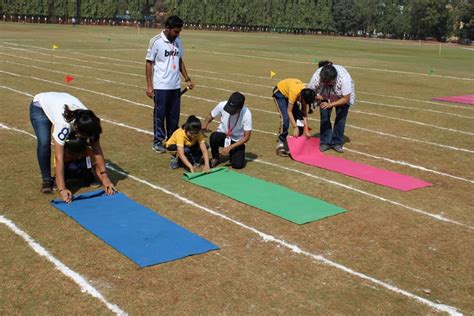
[319,104,350,146]
[153,89,181,144]
[273,90,303,144]
[29,103,53,183]
[166,143,204,164]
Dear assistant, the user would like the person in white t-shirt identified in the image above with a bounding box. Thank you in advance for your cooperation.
[308,61,355,153]
[145,15,194,153]
[202,92,252,169]
[29,92,116,202]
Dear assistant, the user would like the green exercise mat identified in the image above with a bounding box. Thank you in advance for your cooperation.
[183,167,346,224]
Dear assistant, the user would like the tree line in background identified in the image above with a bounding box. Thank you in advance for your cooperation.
[1,0,472,41]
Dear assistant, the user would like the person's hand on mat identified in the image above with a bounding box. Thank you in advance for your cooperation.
[203,164,210,173]
[304,126,311,138]
[60,189,72,203]
[105,185,117,195]
[293,127,300,137]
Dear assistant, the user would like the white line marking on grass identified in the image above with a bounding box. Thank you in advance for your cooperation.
[0,52,143,78]
[0,215,127,316]
[3,45,472,122]
[95,118,473,229]
[358,100,474,119]
[4,42,472,115]
[2,81,472,184]
[0,122,36,138]
[4,111,470,229]
[351,109,474,136]
[358,92,474,111]
[1,118,464,315]
[190,48,474,82]
[104,166,463,316]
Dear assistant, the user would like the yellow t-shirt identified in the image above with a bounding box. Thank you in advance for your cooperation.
[165,128,205,147]
[276,78,305,104]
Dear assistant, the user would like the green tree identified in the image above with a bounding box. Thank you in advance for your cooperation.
[409,0,450,40]
[333,0,358,34]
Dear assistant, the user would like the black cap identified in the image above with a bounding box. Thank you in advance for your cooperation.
[224,92,245,115]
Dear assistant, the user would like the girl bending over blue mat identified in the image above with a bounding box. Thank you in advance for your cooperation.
[30,92,116,203]
[166,116,210,173]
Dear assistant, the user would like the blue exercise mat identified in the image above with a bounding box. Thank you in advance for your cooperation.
[51,190,219,267]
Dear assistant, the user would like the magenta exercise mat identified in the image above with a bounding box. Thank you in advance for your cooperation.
[432,95,474,105]
[288,137,432,192]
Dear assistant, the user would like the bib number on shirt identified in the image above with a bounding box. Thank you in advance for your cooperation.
[57,127,69,141]
[224,137,231,148]
[86,156,92,169]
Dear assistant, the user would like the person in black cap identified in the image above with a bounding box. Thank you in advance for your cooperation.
[202,92,252,169]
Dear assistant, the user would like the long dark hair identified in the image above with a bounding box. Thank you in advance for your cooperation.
[63,105,102,141]
[64,132,88,153]
[182,115,202,134]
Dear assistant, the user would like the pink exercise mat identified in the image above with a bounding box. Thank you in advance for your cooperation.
[432,95,474,105]
[287,137,432,191]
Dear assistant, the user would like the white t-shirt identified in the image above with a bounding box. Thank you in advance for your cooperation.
[33,92,87,145]
[145,31,184,90]
[308,64,356,106]
[211,101,252,142]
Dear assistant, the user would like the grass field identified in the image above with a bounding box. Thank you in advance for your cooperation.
[0,22,473,315]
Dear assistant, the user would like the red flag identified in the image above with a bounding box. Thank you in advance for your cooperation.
[65,75,74,83]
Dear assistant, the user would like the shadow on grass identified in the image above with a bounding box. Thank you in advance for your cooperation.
[65,160,128,195]
[311,133,351,144]
[219,151,258,169]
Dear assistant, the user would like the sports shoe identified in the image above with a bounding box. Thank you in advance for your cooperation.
[169,156,179,169]
[276,142,289,157]
[319,144,331,152]
[40,181,54,194]
[152,143,166,153]
[210,158,219,168]
[332,145,344,153]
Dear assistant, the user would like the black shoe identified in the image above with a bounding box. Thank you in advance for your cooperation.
[332,145,344,153]
[319,144,331,152]
[40,181,54,194]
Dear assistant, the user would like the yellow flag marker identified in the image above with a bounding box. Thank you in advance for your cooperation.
[270,70,276,79]
[52,44,59,50]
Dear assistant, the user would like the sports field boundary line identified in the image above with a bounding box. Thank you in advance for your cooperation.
[2,83,472,184]
[2,43,473,112]
[106,165,464,316]
[0,122,464,315]
[1,67,473,155]
[0,215,127,316]
[2,111,472,229]
[2,80,473,184]
[2,46,473,117]
[5,40,470,82]
[95,118,474,230]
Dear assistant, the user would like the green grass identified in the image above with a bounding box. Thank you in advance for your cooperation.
[0,22,473,315]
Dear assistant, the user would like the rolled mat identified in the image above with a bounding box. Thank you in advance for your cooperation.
[432,95,474,105]
[183,167,347,224]
[287,137,432,191]
[52,190,219,267]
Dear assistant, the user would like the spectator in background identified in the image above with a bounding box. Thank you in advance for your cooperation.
[145,15,194,153]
